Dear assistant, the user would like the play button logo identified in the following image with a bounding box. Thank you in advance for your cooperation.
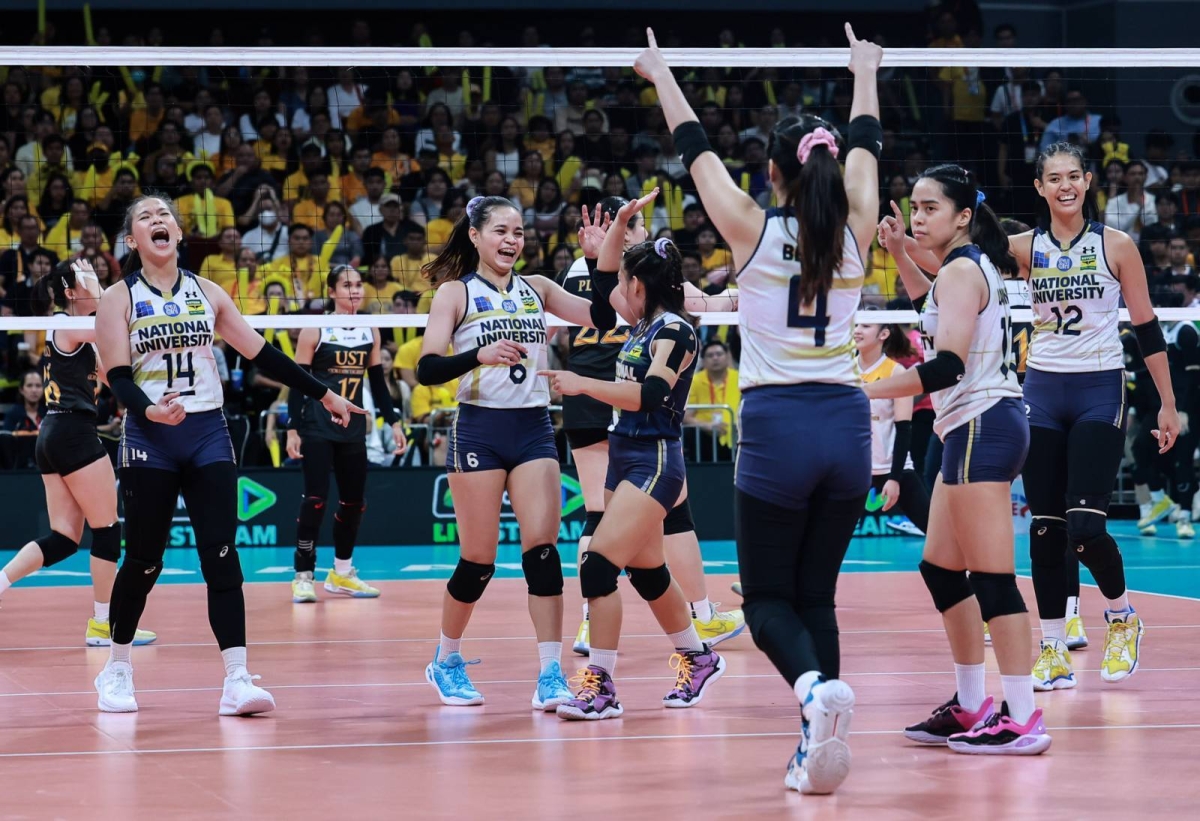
[238,477,277,522]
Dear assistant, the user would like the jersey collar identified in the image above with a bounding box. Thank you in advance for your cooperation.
[1044,220,1093,252]
[466,271,515,294]
[137,270,183,299]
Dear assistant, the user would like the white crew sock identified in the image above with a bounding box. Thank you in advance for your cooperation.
[691,598,714,622]
[667,625,705,653]
[1106,593,1131,613]
[109,641,132,665]
[437,633,462,663]
[0,570,11,596]
[538,641,562,672]
[221,646,247,678]
[1001,674,1037,725]
[1066,596,1080,619]
[589,647,617,676]
[1040,618,1066,643]
[94,601,110,622]
[954,662,988,713]
[333,558,353,576]
[582,601,589,620]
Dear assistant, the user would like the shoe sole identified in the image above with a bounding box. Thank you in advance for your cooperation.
[323,584,380,598]
[730,582,743,597]
[1033,675,1077,691]
[1066,639,1088,650]
[86,635,158,647]
[801,680,855,795]
[292,596,318,603]
[947,733,1052,756]
[699,623,746,648]
[885,523,926,537]
[572,642,590,656]
[556,703,623,720]
[94,675,138,713]
[424,663,484,706]
[219,695,276,716]
[663,653,727,708]
[532,693,572,711]
[903,730,952,745]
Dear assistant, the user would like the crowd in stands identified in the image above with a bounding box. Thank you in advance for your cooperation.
[2,1,1199,469]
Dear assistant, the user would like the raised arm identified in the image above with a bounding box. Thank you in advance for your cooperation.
[843,24,883,261]
[635,29,764,263]
[878,201,934,303]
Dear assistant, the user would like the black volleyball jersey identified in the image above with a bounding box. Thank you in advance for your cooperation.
[301,326,373,442]
[559,257,633,381]
[42,319,99,416]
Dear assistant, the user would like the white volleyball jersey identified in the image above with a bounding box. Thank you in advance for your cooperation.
[920,245,1022,438]
[126,270,223,412]
[452,272,550,408]
[1027,221,1123,372]
[860,355,915,476]
[737,208,864,390]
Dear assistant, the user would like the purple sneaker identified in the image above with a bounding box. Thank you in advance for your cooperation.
[556,665,624,721]
[947,701,1052,755]
[663,647,727,708]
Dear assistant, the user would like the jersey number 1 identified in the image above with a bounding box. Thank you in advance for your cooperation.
[163,352,196,390]
[787,277,830,347]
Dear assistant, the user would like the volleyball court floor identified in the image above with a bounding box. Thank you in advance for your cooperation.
[2,522,1197,819]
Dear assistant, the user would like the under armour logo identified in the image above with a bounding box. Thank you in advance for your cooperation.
[540,548,550,560]
[1037,526,1047,536]
[219,546,229,557]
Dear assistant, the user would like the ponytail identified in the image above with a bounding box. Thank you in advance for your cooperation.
[769,115,849,307]
[880,323,917,360]
[33,260,75,316]
[423,195,520,286]
[621,238,697,327]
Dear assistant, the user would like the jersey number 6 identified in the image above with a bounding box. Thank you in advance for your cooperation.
[787,277,830,347]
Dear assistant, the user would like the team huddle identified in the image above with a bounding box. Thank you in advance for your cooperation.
[0,23,1176,797]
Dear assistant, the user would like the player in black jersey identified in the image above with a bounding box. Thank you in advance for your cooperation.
[287,265,407,602]
[0,260,157,647]
[563,196,745,657]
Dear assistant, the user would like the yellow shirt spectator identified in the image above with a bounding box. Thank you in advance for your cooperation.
[363,280,403,314]
[700,247,733,273]
[262,254,328,306]
[411,381,459,421]
[199,252,239,293]
[293,198,335,232]
[178,191,236,238]
[425,218,454,253]
[939,66,987,124]
[687,366,741,448]
[371,151,410,183]
[391,252,436,293]
[284,168,343,205]
[438,151,467,183]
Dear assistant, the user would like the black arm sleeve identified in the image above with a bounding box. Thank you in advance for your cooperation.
[890,419,912,480]
[107,365,154,420]
[589,258,619,331]
[252,342,329,400]
[367,364,401,426]
[916,350,966,393]
[287,365,309,430]
[417,348,481,386]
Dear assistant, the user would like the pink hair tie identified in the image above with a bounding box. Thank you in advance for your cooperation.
[797,127,839,165]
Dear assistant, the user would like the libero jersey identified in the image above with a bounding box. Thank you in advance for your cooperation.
[558,256,633,429]
[860,355,914,475]
[452,272,549,409]
[126,270,223,412]
[611,311,696,440]
[302,326,373,442]
[920,245,1022,438]
[42,319,99,416]
[737,208,864,390]
[1027,221,1123,373]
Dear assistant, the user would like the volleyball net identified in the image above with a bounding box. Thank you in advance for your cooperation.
[2,44,1200,339]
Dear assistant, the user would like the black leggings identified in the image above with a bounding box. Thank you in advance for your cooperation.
[1131,417,1197,512]
[736,488,866,685]
[110,461,245,649]
[870,471,930,533]
[295,437,368,572]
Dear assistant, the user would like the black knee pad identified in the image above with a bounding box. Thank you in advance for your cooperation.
[198,543,244,592]
[1066,502,1120,568]
[1029,517,1067,565]
[625,563,672,602]
[918,559,973,613]
[120,556,163,592]
[296,495,326,540]
[579,550,620,599]
[521,544,563,596]
[663,499,695,536]
[89,523,122,563]
[35,531,78,567]
[969,571,1027,622]
[446,558,495,603]
[334,500,366,530]
[582,510,604,538]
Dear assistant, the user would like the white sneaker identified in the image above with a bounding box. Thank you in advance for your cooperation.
[885,519,925,537]
[786,679,855,795]
[219,671,277,716]
[292,572,317,603]
[95,661,138,713]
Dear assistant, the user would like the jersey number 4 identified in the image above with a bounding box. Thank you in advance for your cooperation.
[162,352,196,390]
[787,278,830,346]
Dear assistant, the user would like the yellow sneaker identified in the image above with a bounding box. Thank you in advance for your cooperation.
[1065,615,1088,650]
[1138,496,1178,530]
[292,571,317,603]
[1032,638,1076,691]
[572,619,590,656]
[693,603,746,647]
[1101,609,1144,682]
[983,623,991,644]
[85,618,157,647]
[324,567,380,598]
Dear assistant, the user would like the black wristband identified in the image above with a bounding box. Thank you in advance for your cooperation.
[847,115,883,160]
[253,342,328,400]
[671,121,714,171]
[890,419,912,480]
[367,363,401,426]
[417,348,481,386]
[107,365,154,420]
[287,365,309,429]
[1133,318,1167,358]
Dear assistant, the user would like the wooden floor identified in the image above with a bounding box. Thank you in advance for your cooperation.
[2,573,1198,820]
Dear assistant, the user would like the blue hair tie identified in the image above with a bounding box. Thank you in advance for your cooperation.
[654,237,673,259]
[976,190,987,207]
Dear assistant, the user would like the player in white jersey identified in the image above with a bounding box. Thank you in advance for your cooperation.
[873,164,1048,756]
[93,195,364,716]
[415,195,606,712]
[635,23,880,794]
[854,317,929,534]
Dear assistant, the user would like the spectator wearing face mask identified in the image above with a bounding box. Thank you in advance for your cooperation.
[241,187,290,263]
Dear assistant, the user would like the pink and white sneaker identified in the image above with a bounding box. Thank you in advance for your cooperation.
[947,701,1051,755]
